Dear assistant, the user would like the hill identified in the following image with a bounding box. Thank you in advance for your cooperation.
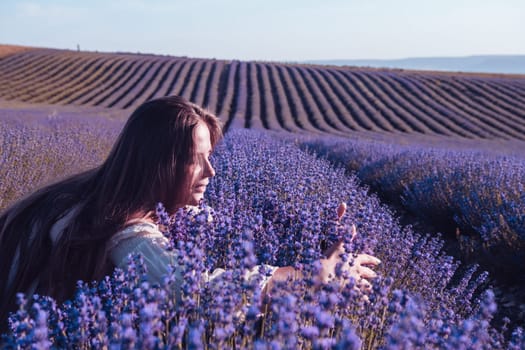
[1,48,524,139]
[305,55,525,75]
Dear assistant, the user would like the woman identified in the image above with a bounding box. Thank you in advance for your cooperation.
[0,96,380,332]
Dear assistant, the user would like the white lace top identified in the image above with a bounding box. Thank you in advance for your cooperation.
[108,221,278,296]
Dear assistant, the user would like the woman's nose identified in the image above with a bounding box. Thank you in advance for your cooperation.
[204,160,215,178]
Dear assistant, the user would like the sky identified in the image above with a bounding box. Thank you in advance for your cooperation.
[0,0,524,62]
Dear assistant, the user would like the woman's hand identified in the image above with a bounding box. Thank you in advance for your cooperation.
[319,234,381,291]
[264,203,381,299]
[319,203,381,293]
[264,225,380,302]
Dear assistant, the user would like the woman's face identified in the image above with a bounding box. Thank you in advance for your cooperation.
[184,122,215,206]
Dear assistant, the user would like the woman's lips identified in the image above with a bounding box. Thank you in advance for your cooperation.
[194,185,207,192]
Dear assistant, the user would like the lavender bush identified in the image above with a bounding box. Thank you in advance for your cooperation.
[2,128,522,348]
[302,135,525,275]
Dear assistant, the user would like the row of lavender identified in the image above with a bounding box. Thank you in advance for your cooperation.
[1,111,523,347]
[301,134,525,285]
[2,50,525,139]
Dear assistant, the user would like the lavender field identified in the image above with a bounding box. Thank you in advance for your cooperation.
[1,47,525,348]
[1,48,525,138]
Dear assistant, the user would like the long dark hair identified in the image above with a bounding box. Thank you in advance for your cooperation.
[0,96,222,331]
